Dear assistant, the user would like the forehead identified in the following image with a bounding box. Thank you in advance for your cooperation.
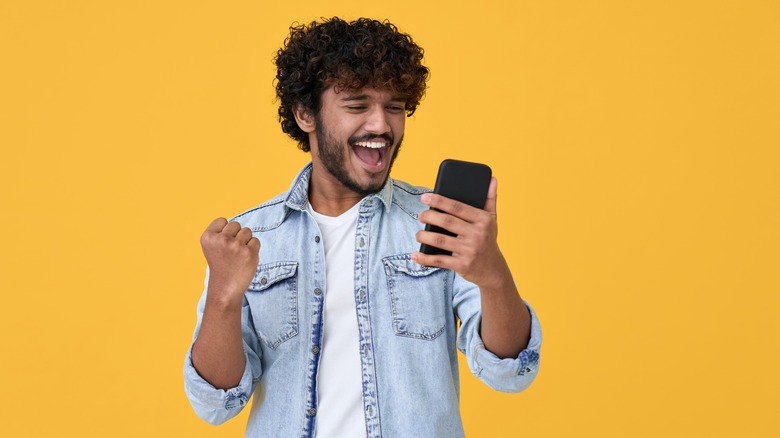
[325,86,406,103]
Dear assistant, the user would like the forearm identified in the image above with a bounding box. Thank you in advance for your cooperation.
[191,290,246,389]
[479,263,531,359]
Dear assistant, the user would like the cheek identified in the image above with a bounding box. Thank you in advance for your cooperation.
[391,118,405,138]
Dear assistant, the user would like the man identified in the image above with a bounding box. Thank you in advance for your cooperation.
[184,17,542,438]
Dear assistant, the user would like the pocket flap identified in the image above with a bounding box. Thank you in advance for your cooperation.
[382,254,442,277]
[248,261,298,291]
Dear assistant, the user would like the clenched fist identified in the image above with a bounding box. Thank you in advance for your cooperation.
[200,217,261,307]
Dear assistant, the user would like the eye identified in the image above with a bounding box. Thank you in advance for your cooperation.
[346,105,367,111]
[386,105,405,113]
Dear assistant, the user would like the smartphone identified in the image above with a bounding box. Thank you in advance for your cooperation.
[419,159,492,256]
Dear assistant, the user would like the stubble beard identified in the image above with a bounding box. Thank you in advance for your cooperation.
[314,118,403,197]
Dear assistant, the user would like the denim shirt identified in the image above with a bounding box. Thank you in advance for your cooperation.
[184,163,542,438]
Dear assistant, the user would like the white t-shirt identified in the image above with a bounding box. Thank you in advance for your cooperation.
[308,202,367,438]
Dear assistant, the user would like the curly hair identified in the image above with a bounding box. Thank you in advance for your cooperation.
[274,17,430,152]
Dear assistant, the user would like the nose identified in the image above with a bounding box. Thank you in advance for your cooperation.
[363,105,391,134]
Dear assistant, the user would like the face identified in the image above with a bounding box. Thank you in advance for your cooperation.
[307,87,407,196]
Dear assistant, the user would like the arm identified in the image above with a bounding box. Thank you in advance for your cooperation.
[452,274,542,393]
[183,218,262,424]
[412,177,530,358]
[192,217,260,387]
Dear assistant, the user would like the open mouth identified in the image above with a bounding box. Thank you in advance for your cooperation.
[351,140,390,170]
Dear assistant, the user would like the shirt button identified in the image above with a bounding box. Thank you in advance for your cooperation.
[314,287,322,296]
[367,405,374,416]
[359,289,365,302]
[359,237,365,247]
[314,236,320,243]
[312,346,320,354]
[260,277,268,285]
[308,408,316,416]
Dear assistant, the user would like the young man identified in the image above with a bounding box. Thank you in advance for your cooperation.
[184,17,542,438]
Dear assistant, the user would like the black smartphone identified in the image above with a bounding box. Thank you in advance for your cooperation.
[419,159,492,256]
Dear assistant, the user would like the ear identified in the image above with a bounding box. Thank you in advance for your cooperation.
[292,104,316,133]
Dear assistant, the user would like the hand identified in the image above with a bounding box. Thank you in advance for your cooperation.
[200,217,261,307]
[412,177,513,290]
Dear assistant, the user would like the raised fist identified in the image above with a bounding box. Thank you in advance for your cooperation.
[200,217,261,306]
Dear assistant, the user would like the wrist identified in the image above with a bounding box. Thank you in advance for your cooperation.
[205,281,245,312]
[476,259,515,293]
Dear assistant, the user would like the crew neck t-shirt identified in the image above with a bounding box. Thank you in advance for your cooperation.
[308,202,367,438]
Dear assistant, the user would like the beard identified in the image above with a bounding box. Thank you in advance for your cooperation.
[314,116,403,196]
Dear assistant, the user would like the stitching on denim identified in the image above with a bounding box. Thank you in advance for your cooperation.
[249,207,294,232]
[248,261,298,290]
[266,274,298,350]
[393,180,430,195]
[391,181,431,220]
[245,261,300,350]
[231,196,286,221]
[516,349,540,376]
[473,343,483,376]
[391,198,419,220]
[383,254,447,341]
[224,389,248,409]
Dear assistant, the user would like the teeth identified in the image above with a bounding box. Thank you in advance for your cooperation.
[354,141,386,149]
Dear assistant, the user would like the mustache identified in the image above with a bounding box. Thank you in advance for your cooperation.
[348,133,394,145]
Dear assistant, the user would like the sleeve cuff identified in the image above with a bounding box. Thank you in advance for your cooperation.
[471,301,542,393]
[183,343,255,424]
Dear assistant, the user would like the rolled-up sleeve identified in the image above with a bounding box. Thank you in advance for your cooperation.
[183,268,263,425]
[183,342,260,424]
[454,274,542,393]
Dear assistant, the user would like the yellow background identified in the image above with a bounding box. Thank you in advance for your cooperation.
[1,1,778,436]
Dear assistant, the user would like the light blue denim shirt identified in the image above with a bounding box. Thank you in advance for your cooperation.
[184,163,542,437]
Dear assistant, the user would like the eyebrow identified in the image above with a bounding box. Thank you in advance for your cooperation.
[340,94,406,103]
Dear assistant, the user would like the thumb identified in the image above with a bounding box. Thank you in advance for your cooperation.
[484,177,498,215]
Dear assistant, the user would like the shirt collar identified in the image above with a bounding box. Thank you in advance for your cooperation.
[284,162,394,212]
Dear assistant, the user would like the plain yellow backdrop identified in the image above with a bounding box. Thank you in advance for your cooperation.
[1,1,778,436]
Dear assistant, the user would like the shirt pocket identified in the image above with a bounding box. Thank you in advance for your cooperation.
[382,254,450,340]
[244,261,299,349]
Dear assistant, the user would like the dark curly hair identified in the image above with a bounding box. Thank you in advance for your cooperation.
[274,17,430,152]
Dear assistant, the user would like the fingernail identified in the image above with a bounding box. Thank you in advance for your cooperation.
[421,193,431,204]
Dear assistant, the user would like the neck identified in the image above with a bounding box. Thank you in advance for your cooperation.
[308,165,364,216]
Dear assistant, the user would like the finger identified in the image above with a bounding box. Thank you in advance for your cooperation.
[222,221,242,237]
[236,227,253,244]
[421,193,483,223]
[415,230,460,253]
[484,177,498,215]
[410,252,456,271]
[247,237,261,253]
[418,209,469,236]
[205,217,228,233]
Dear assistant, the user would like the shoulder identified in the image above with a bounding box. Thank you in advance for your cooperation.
[229,192,291,232]
[389,178,431,220]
